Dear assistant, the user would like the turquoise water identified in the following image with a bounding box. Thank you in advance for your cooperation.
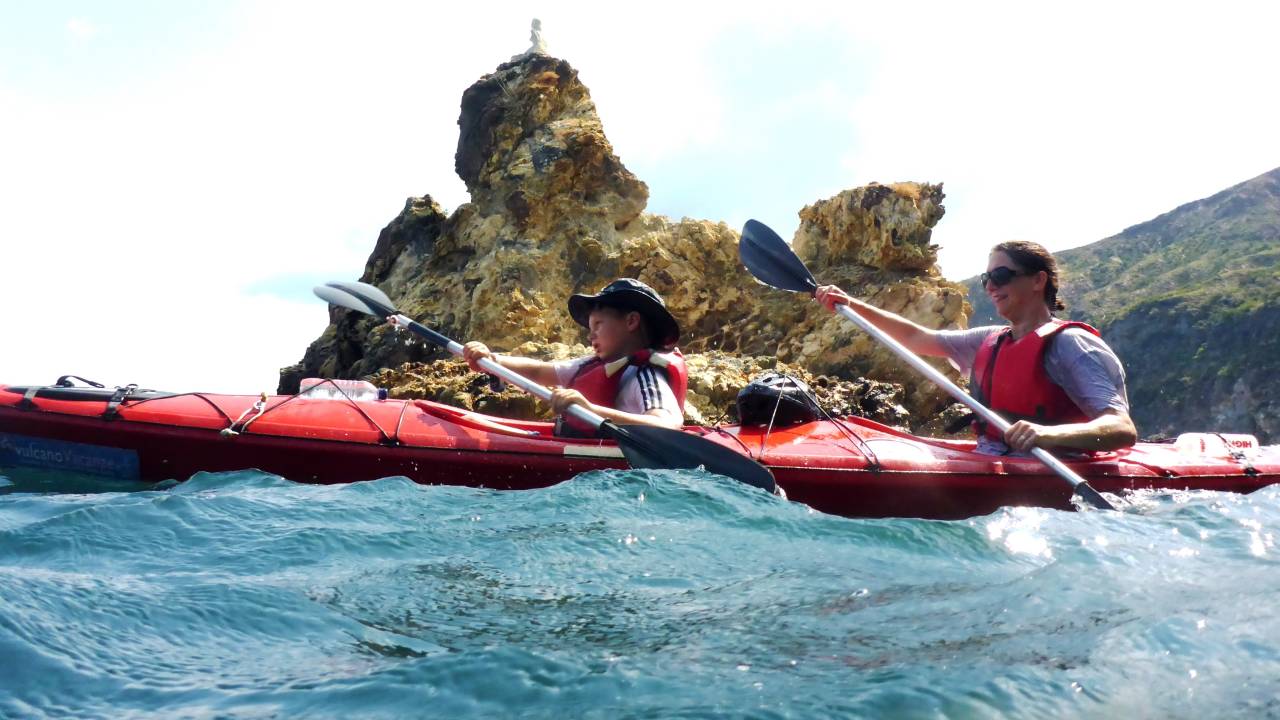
[1,468,1278,719]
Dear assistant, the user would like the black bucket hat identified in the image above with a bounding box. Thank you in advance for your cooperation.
[567,278,681,349]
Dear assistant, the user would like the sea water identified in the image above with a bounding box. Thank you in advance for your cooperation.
[1,468,1278,718]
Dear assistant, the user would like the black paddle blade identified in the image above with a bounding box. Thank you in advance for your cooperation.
[605,422,777,493]
[739,219,819,294]
[1074,482,1117,511]
[314,284,389,317]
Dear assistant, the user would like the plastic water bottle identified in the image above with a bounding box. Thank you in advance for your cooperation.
[298,378,383,402]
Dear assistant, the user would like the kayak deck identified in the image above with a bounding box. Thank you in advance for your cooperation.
[3,385,1278,519]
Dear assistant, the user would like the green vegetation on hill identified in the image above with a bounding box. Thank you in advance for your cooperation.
[963,167,1280,441]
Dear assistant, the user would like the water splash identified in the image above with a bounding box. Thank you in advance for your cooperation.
[1,470,1279,717]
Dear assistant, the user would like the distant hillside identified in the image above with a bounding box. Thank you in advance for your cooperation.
[964,167,1280,442]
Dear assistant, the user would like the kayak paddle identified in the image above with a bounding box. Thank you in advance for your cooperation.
[737,219,1115,511]
[314,280,778,493]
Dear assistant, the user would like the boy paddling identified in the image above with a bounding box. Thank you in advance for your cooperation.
[461,279,688,435]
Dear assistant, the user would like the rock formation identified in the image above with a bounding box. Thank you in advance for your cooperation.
[363,347,915,429]
[280,52,971,432]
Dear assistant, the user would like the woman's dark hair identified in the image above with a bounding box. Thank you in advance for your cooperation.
[991,240,1066,312]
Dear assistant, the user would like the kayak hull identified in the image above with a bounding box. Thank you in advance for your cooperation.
[3,384,1277,519]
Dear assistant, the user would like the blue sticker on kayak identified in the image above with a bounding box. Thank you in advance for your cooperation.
[0,433,140,479]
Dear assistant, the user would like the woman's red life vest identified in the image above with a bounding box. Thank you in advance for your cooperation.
[970,319,1101,441]
[559,349,688,435]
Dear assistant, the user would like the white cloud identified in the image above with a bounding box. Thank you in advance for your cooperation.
[2,2,742,392]
[4,280,327,394]
[66,17,98,41]
[831,0,1280,278]
[3,0,1278,392]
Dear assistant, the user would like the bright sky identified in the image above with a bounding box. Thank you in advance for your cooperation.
[3,1,1278,393]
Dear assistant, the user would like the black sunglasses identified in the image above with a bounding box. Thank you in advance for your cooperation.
[980,266,1024,287]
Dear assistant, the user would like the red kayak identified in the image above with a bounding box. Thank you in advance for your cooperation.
[2,381,1277,519]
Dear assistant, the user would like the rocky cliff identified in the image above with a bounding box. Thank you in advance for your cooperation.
[965,167,1280,442]
[281,53,970,429]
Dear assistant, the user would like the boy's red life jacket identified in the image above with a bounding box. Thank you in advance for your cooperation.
[558,349,688,436]
[970,319,1101,442]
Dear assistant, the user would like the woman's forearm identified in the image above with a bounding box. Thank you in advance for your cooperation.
[840,298,948,357]
[1036,411,1138,452]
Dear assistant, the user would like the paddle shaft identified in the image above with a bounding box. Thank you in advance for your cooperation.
[315,281,776,490]
[833,304,1096,491]
[391,314,607,431]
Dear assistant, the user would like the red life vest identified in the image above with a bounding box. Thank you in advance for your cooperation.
[970,319,1101,442]
[559,349,688,435]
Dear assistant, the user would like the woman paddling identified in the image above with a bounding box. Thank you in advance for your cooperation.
[816,241,1137,455]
